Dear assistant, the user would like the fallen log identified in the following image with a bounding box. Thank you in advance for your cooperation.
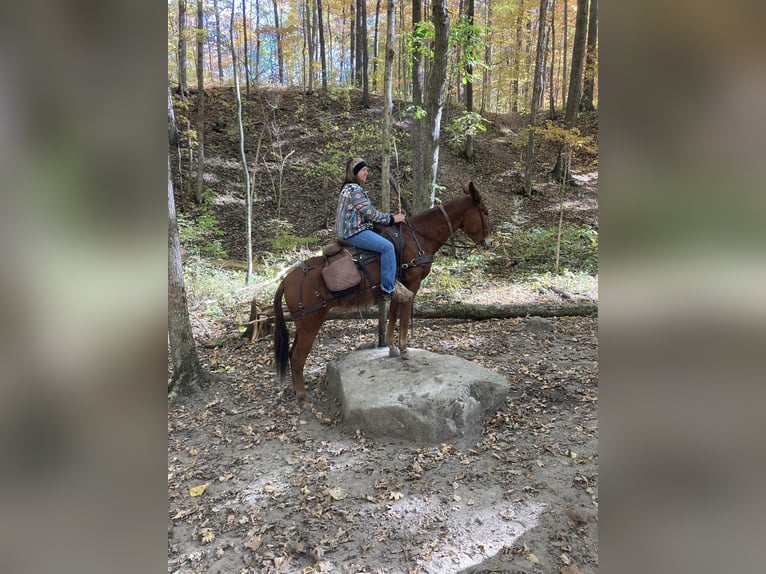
[243,300,597,340]
[325,301,597,320]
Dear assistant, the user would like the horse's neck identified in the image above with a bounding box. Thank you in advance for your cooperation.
[409,197,467,252]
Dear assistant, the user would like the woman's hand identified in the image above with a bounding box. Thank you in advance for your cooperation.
[391,213,406,224]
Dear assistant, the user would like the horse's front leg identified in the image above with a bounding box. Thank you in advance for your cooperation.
[397,300,414,360]
[386,301,400,357]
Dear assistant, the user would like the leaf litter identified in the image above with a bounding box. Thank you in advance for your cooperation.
[169,316,598,573]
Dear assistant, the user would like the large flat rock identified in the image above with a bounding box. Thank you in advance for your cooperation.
[326,348,508,446]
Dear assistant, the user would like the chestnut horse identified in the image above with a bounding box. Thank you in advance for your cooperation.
[273,181,492,401]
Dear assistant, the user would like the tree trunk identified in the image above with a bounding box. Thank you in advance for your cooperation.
[378,0,395,346]
[359,0,370,106]
[272,0,285,84]
[230,3,253,283]
[213,0,224,84]
[322,302,598,320]
[168,156,208,396]
[410,0,425,214]
[349,2,356,83]
[372,0,381,92]
[480,2,492,114]
[168,86,179,149]
[245,300,597,331]
[317,0,328,92]
[552,0,589,182]
[548,0,557,117]
[464,0,475,161]
[255,0,262,86]
[195,0,205,204]
[178,0,188,96]
[242,0,250,98]
[523,0,549,196]
[580,0,598,111]
[421,0,449,212]
[562,0,569,110]
[511,0,524,112]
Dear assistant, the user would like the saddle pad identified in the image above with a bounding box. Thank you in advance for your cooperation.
[321,253,361,292]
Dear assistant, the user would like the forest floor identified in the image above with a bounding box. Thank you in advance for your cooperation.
[169,86,598,574]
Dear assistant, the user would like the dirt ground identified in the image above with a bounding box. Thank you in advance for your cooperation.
[169,87,598,573]
[168,313,597,574]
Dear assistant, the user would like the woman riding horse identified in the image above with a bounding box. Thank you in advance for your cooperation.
[273,181,492,401]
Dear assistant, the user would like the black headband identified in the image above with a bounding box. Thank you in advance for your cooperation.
[353,161,367,176]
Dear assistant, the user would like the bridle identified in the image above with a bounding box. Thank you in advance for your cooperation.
[400,199,490,264]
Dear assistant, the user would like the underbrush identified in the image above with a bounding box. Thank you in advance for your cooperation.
[488,224,598,275]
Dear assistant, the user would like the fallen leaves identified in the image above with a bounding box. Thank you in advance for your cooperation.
[244,534,263,551]
[327,486,347,501]
[189,483,209,497]
[167,316,598,573]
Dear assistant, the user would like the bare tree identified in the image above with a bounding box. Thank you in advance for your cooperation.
[230,1,254,282]
[168,155,209,397]
[523,0,550,196]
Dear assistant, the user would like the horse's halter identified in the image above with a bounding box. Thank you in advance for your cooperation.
[404,198,490,250]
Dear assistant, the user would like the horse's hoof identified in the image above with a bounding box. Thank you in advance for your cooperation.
[400,349,410,360]
[389,347,400,358]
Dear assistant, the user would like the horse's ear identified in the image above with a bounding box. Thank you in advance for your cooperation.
[462,182,469,195]
[468,181,481,203]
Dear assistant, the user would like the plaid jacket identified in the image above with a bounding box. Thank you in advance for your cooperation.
[334,183,392,239]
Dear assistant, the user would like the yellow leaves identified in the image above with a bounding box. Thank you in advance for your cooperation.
[527,551,540,564]
[389,491,404,501]
[200,528,215,543]
[189,483,209,497]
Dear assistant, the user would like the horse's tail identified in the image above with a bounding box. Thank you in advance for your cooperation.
[273,281,290,383]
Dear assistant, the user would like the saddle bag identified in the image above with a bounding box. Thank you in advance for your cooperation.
[321,248,361,293]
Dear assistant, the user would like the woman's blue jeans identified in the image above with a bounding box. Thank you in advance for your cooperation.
[345,229,396,293]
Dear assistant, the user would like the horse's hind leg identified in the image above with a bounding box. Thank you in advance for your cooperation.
[397,301,414,360]
[290,311,327,401]
[386,302,400,357]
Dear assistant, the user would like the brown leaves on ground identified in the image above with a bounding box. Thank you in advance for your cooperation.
[168,315,597,573]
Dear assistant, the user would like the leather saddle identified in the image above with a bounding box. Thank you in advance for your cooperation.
[320,224,404,294]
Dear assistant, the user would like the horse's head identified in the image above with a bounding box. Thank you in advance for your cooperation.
[461,181,493,248]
